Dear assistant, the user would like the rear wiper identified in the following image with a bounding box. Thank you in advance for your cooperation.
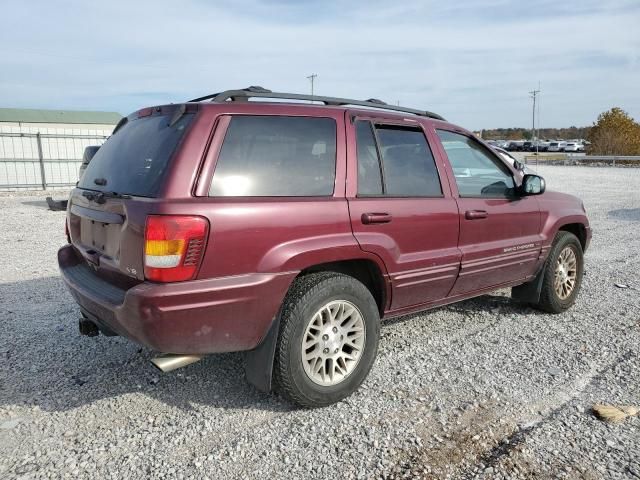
[82,191,131,204]
[103,191,131,199]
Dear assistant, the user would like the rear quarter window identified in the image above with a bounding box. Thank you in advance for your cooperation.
[78,113,194,197]
[210,116,337,197]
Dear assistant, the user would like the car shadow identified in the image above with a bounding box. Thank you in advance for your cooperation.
[0,276,293,414]
[20,200,51,209]
[0,276,533,414]
[608,208,640,222]
[383,292,536,328]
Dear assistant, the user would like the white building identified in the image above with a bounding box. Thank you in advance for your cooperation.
[0,108,122,190]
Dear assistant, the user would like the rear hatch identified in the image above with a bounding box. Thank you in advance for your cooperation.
[67,106,196,287]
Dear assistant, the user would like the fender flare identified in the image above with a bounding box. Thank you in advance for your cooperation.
[245,253,391,392]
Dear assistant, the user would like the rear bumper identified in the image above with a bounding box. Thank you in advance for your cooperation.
[58,245,296,354]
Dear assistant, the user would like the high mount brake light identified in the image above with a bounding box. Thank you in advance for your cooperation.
[144,215,209,282]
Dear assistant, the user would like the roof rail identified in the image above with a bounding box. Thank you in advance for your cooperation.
[188,86,445,121]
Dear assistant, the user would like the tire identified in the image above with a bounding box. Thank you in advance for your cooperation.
[534,231,584,313]
[273,272,380,408]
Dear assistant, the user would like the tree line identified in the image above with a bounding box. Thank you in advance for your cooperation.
[587,108,640,155]
[481,127,590,141]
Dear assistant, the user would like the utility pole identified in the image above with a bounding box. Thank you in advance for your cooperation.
[306,74,318,98]
[529,85,541,160]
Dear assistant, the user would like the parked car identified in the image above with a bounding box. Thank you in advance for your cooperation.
[58,87,591,407]
[547,140,565,152]
[507,140,524,151]
[530,140,549,152]
[564,142,584,153]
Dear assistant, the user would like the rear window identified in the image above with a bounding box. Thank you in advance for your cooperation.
[210,116,336,196]
[78,113,194,197]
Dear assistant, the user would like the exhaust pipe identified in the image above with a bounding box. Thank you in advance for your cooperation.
[79,318,99,337]
[151,354,205,372]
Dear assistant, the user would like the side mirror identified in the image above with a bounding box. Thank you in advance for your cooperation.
[520,174,546,196]
[79,145,100,180]
[83,145,100,164]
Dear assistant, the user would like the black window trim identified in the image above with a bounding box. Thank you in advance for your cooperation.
[355,119,445,199]
[208,114,339,198]
[368,120,387,195]
[436,128,518,200]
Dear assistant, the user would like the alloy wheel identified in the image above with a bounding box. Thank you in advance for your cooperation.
[554,246,578,300]
[301,300,366,386]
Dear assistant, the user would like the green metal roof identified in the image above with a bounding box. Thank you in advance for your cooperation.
[0,107,122,125]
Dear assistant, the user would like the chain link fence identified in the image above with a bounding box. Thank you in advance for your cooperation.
[0,132,108,190]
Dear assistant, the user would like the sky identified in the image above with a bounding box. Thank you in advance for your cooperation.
[0,0,638,130]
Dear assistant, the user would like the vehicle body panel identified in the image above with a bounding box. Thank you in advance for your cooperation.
[344,113,461,310]
[537,191,591,250]
[59,244,295,353]
[430,126,543,294]
[59,100,591,356]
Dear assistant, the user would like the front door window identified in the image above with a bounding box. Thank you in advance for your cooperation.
[436,130,514,197]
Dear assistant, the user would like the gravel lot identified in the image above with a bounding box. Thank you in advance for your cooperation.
[1,166,639,479]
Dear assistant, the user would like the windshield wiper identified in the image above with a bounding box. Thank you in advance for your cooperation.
[82,191,131,204]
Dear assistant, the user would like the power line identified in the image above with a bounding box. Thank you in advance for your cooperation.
[530,85,541,162]
[306,74,318,98]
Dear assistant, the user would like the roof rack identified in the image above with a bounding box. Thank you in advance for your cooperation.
[188,86,445,121]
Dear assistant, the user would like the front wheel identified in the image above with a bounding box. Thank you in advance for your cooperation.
[534,231,584,313]
[273,272,380,408]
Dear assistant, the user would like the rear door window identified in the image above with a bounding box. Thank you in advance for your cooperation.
[78,113,194,197]
[210,116,336,196]
[355,121,442,197]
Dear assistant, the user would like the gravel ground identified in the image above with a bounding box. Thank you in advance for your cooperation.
[1,166,639,479]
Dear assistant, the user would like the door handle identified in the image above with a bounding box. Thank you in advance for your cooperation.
[465,210,488,220]
[361,212,393,224]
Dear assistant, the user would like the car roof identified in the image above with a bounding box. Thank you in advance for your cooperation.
[192,100,457,130]
[189,87,445,119]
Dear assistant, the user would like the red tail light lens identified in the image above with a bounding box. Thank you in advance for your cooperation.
[144,215,209,282]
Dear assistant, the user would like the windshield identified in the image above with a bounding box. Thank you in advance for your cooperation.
[78,112,194,197]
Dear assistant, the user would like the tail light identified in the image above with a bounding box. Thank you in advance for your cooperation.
[144,215,209,282]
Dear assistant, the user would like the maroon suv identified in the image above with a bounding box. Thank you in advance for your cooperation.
[59,87,591,407]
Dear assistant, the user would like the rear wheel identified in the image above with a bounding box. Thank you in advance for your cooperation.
[534,231,584,313]
[273,272,380,408]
